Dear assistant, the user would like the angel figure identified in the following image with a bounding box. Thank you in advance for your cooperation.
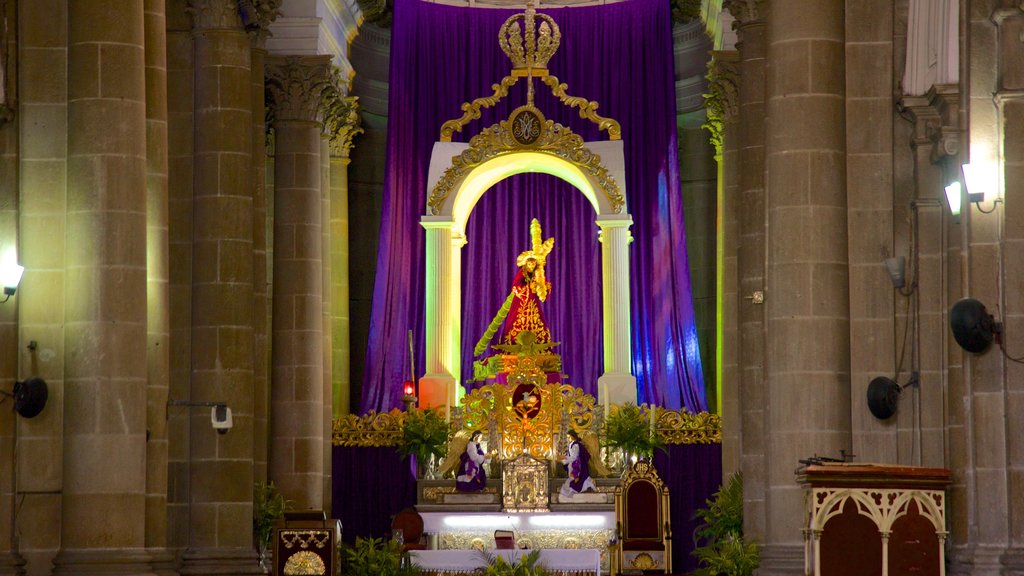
[559,429,611,499]
[438,429,490,492]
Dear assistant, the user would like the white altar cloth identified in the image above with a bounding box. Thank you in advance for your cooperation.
[409,549,601,575]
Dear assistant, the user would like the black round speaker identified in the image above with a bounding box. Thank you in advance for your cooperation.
[867,376,900,420]
[950,298,996,354]
[14,377,48,418]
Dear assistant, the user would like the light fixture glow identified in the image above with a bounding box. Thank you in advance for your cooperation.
[944,181,962,217]
[527,514,610,529]
[961,162,996,203]
[441,515,522,530]
[0,260,24,303]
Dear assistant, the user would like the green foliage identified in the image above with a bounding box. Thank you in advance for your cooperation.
[691,473,761,576]
[343,537,420,576]
[479,549,550,576]
[603,403,664,460]
[399,408,450,467]
[253,481,287,553]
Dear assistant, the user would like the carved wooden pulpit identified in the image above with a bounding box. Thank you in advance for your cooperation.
[797,463,951,576]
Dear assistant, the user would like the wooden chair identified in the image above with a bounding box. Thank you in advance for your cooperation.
[391,507,428,552]
[613,460,671,574]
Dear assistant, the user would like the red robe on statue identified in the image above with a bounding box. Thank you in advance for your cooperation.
[499,267,551,346]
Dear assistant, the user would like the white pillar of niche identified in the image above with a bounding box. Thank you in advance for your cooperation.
[596,214,637,407]
[420,217,458,415]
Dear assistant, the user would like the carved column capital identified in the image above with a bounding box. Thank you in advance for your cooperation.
[900,83,961,164]
[724,0,767,27]
[704,50,740,154]
[266,55,333,123]
[323,81,364,159]
[239,0,282,46]
[187,0,243,30]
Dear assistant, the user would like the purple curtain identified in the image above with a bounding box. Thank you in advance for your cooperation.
[653,443,724,574]
[332,447,418,545]
[361,0,707,413]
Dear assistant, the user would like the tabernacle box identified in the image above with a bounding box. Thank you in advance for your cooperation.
[494,529,516,550]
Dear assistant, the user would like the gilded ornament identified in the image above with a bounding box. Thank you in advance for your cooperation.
[498,1,561,70]
[280,530,331,550]
[629,552,659,570]
[283,550,326,576]
[430,109,625,216]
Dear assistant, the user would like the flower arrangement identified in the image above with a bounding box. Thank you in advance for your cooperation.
[603,402,664,461]
[480,549,550,576]
[253,481,288,564]
[399,408,450,475]
[343,536,420,576]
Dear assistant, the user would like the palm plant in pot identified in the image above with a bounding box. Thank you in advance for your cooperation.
[253,481,288,569]
[399,408,450,478]
[691,472,760,576]
[603,402,664,470]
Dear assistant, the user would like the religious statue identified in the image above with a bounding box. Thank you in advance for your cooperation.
[559,429,611,500]
[440,430,489,492]
[472,219,561,382]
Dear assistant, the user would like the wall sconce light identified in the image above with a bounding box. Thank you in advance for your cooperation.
[945,163,996,216]
[0,261,24,304]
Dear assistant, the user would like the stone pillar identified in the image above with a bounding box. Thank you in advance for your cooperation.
[0,2,23,572]
[325,97,362,416]
[266,54,331,511]
[244,0,282,489]
[994,5,1024,571]
[761,0,850,572]
[900,85,959,469]
[181,0,258,573]
[319,134,333,512]
[596,216,636,407]
[419,219,458,413]
[725,0,769,545]
[53,1,151,574]
[143,0,172,572]
[705,50,740,475]
[165,0,195,554]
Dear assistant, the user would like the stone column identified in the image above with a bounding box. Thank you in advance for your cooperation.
[266,54,331,511]
[705,50,740,474]
[53,1,151,574]
[724,0,769,544]
[762,0,850,572]
[325,97,362,416]
[165,0,195,553]
[994,5,1024,571]
[143,0,172,572]
[242,0,281,491]
[181,0,258,573]
[319,133,333,512]
[0,2,23,570]
[596,216,636,407]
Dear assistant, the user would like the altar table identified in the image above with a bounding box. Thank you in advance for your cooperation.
[409,549,601,575]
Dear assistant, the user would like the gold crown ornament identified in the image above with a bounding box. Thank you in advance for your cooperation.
[498,0,561,72]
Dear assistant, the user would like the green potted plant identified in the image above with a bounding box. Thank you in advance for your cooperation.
[691,473,761,576]
[343,536,420,576]
[399,408,450,478]
[603,402,664,463]
[253,481,288,568]
[479,549,550,576]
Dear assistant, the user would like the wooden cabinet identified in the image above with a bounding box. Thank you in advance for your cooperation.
[273,512,341,576]
[797,464,951,576]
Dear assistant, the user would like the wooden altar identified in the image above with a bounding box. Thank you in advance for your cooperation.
[796,463,952,576]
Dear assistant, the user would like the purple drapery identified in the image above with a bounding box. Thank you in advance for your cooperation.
[361,0,707,412]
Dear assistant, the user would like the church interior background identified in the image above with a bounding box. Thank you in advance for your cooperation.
[1,0,1023,574]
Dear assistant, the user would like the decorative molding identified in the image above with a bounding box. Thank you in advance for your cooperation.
[355,0,393,28]
[430,107,625,216]
[670,0,701,24]
[723,0,766,26]
[900,83,960,164]
[265,55,333,123]
[238,0,282,45]
[186,0,243,30]
[322,69,364,158]
[703,51,740,153]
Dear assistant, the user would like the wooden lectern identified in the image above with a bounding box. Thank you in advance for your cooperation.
[273,511,342,576]
[796,463,951,576]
